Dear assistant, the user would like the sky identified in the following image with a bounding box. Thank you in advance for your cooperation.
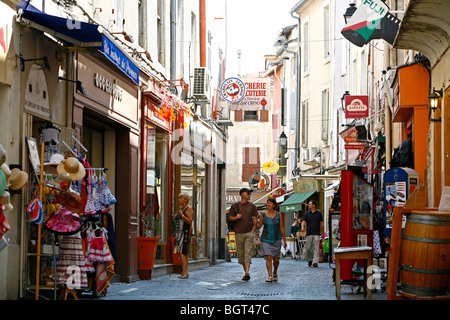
[225,0,299,77]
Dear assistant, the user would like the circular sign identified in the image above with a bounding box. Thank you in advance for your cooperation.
[249,171,270,193]
[261,99,267,106]
[262,161,279,173]
[220,77,246,103]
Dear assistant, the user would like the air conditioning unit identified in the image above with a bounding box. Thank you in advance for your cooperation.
[302,148,309,164]
[304,147,319,165]
[193,67,210,100]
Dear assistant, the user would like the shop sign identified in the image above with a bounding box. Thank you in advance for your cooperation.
[345,95,369,119]
[249,171,270,193]
[24,64,50,119]
[343,129,358,143]
[293,178,320,194]
[230,77,271,111]
[345,143,365,150]
[94,73,123,101]
[101,34,139,85]
[220,77,246,103]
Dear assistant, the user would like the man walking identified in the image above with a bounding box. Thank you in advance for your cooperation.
[227,188,258,280]
[301,200,323,267]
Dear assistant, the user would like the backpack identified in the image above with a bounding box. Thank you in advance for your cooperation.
[227,202,239,231]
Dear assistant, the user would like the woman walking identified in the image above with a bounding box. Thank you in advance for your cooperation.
[257,198,286,282]
[174,193,194,279]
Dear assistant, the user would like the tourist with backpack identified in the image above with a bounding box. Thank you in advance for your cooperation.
[226,188,258,281]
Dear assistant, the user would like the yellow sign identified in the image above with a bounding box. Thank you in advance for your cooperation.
[262,161,280,173]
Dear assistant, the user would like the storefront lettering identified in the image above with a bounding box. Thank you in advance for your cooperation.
[94,73,123,101]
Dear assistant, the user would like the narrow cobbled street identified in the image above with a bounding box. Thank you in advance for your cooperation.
[97,258,386,301]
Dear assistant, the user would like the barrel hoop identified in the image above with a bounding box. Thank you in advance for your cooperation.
[407,215,450,226]
[401,284,448,297]
[400,265,450,275]
[401,235,450,244]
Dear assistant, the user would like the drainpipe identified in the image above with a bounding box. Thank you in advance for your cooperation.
[290,9,301,165]
[170,0,176,81]
[200,0,206,67]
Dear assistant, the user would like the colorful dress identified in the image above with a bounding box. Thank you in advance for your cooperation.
[56,233,88,288]
[260,211,282,258]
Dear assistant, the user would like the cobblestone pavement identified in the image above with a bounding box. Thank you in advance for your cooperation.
[97,257,387,301]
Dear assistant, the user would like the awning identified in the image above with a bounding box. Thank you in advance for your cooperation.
[18,5,139,84]
[279,191,316,213]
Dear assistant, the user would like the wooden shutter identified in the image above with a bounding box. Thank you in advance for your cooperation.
[242,147,260,182]
[234,110,243,122]
[260,110,269,122]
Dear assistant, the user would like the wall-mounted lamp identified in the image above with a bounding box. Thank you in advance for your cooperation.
[279,131,288,147]
[58,77,86,95]
[428,87,443,122]
[19,55,51,72]
[343,3,357,24]
[110,31,134,43]
[129,51,152,62]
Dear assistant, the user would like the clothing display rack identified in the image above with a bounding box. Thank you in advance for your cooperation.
[24,137,117,300]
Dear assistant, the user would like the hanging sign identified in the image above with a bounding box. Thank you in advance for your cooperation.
[220,77,246,103]
[341,0,402,47]
[24,64,50,119]
[249,171,270,193]
[345,95,369,119]
[229,77,271,111]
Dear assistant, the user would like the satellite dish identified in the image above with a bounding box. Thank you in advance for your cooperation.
[262,161,280,173]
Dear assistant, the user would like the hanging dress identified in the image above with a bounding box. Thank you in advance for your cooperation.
[56,232,88,288]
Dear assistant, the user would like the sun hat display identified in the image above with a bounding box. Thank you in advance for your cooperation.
[57,157,86,181]
[45,208,82,235]
[0,191,13,212]
[27,197,43,223]
[50,172,72,191]
[0,207,10,239]
[8,168,29,191]
[0,170,6,196]
[43,153,64,174]
[0,163,11,182]
[58,191,83,213]
[0,145,6,166]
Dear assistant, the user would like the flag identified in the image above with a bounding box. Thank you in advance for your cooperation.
[341,0,401,47]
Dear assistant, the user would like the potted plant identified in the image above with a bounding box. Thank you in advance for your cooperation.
[137,212,159,274]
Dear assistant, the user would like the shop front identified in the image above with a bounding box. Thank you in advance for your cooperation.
[73,52,140,283]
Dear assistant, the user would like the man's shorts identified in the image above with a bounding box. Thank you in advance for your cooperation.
[235,231,254,265]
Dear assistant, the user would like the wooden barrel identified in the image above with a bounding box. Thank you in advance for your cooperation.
[400,211,450,296]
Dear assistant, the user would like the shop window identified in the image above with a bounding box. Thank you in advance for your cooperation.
[145,127,168,264]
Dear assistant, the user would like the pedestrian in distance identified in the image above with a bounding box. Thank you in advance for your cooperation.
[257,197,286,282]
[301,200,323,267]
[227,188,259,281]
[290,218,299,237]
[174,193,194,279]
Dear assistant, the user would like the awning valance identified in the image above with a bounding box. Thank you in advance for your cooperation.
[279,191,316,213]
[18,5,139,84]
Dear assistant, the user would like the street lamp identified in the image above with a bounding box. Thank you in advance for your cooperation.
[58,77,86,95]
[343,3,357,24]
[428,88,443,122]
[279,131,288,147]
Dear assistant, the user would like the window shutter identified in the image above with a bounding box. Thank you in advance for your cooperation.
[260,110,269,122]
[235,110,243,122]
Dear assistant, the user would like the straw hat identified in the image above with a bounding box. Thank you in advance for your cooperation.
[0,163,11,182]
[8,168,28,191]
[44,153,65,174]
[57,157,85,181]
[58,191,83,213]
[0,145,6,167]
[0,191,13,212]
[51,172,72,191]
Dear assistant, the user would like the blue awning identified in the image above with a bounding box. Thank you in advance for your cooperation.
[18,4,139,84]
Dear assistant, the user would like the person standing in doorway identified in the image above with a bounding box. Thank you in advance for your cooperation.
[174,193,194,279]
[257,198,286,282]
[227,188,258,281]
[301,200,323,267]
